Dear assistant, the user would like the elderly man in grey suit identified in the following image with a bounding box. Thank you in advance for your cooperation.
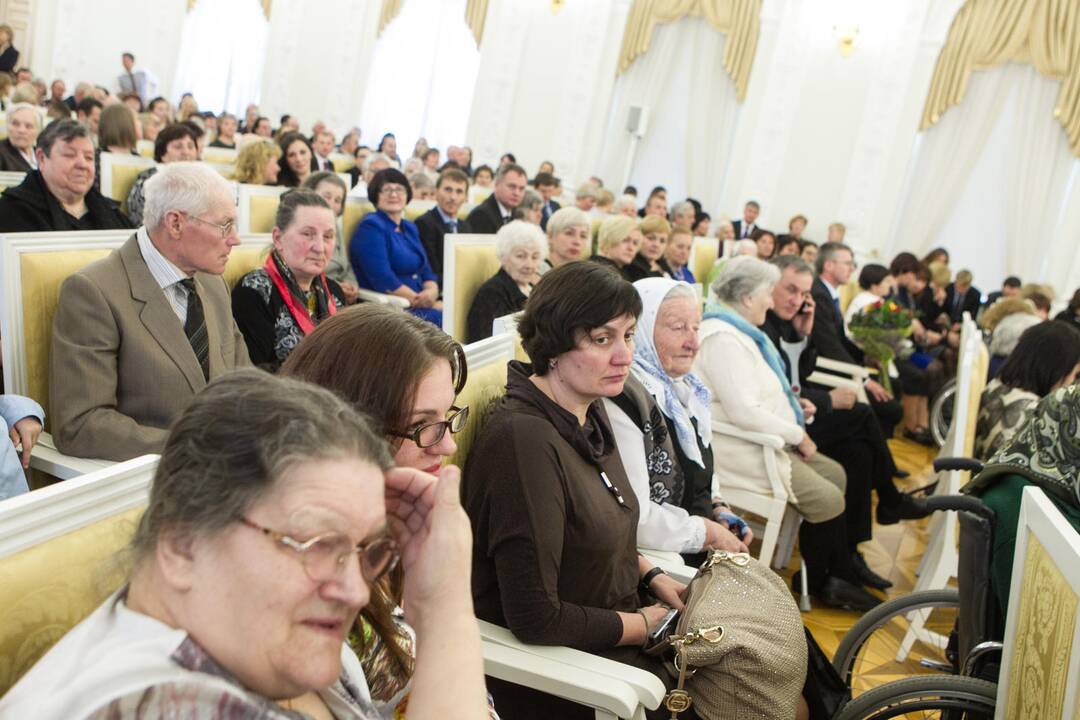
[50,162,250,461]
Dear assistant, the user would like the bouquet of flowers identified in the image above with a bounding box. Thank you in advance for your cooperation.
[848,300,914,394]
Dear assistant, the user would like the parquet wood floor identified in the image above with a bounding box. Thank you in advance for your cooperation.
[768,437,958,697]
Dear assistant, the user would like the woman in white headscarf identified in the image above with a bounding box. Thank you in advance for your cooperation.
[604,277,751,561]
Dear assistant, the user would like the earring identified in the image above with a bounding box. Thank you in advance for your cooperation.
[549,358,557,369]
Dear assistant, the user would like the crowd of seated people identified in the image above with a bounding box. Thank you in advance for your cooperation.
[5,61,1080,720]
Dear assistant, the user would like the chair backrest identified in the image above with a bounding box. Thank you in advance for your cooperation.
[202,147,238,165]
[449,333,515,468]
[838,279,860,314]
[341,199,375,246]
[404,199,436,222]
[0,230,272,421]
[996,486,1080,717]
[442,234,500,342]
[0,170,26,192]
[691,237,719,286]
[236,183,286,234]
[329,153,355,173]
[98,152,156,207]
[135,140,154,158]
[0,455,158,695]
[469,185,492,206]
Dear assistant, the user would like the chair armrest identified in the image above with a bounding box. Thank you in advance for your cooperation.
[814,357,877,378]
[29,432,114,480]
[806,371,870,404]
[355,288,410,308]
[711,421,784,449]
[638,548,697,583]
[478,620,665,714]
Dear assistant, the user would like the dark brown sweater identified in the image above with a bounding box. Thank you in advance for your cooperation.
[463,360,641,651]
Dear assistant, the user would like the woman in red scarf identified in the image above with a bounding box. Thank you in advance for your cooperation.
[233,189,346,371]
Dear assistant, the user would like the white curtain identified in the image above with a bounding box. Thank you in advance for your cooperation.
[358,0,480,155]
[890,63,1080,291]
[597,17,740,213]
[172,0,269,115]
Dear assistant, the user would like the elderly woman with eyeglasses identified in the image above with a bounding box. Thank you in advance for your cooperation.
[282,303,504,718]
[351,168,441,326]
[0,370,488,720]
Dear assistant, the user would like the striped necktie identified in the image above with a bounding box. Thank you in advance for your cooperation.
[179,278,209,380]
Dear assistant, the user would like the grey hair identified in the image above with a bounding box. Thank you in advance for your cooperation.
[5,102,41,129]
[518,187,543,212]
[364,152,391,174]
[712,256,781,305]
[128,368,392,566]
[546,206,589,238]
[495,219,549,262]
[613,194,637,214]
[142,162,236,232]
[36,118,90,157]
[409,172,434,190]
[575,182,599,201]
[734,239,757,256]
[275,188,332,230]
[671,201,695,221]
[815,241,853,275]
[771,255,814,276]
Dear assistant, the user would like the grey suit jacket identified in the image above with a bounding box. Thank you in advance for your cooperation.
[50,235,250,461]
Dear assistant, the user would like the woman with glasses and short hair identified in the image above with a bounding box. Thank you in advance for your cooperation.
[232,189,347,371]
[350,168,441,326]
[0,369,489,719]
[281,303,502,717]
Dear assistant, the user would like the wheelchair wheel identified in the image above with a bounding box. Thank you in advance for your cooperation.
[930,379,956,447]
[833,589,960,696]
[834,675,996,719]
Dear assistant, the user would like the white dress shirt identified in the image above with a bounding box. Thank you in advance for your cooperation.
[136,226,192,323]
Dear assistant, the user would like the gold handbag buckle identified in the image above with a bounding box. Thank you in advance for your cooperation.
[664,689,693,714]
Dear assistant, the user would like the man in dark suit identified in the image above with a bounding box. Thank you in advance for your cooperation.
[49,162,250,461]
[730,200,760,239]
[534,172,560,231]
[466,163,527,234]
[810,242,904,438]
[983,275,1021,309]
[311,129,336,172]
[943,269,981,323]
[415,168,471,282]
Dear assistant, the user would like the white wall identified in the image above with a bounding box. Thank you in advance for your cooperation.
[29,0,187,102]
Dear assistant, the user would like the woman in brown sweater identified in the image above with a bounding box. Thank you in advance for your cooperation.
[462,262,692,719]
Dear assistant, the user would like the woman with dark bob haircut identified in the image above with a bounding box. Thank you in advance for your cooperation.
[974,320,1080,461]
[463,262,708,719]
[350,168,441,325]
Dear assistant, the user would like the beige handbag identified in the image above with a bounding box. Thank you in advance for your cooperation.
[658,551,807,719]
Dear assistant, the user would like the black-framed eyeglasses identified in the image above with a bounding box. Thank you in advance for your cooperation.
[183,212,237,240]
[239,517,399,584]
[388,405,469,448]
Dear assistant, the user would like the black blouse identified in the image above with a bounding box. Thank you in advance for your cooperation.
[231,268,346,372]
[466,267,527,343]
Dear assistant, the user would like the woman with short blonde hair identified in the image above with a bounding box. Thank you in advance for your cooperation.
[232,138,282,186]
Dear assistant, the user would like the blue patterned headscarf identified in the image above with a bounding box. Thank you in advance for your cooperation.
[631,278,712,468]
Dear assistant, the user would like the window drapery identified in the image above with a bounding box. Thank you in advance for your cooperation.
[617,0,761,101]
[378,0,488,46]
[921,0,1080,156]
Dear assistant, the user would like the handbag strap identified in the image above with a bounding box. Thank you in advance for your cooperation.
[663,625,725,718]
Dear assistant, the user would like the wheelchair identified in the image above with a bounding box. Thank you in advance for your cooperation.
[830,458,1002,719]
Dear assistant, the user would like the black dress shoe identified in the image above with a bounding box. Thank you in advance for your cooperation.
[813,576,883,613]
[876,494,929,525]
[904,427,935,446]
[851,552,893,590]
[893,469,911,479]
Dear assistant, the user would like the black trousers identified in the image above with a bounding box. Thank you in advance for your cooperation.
[807,403,892,547]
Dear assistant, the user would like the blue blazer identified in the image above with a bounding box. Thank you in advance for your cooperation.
[350,209,441,325]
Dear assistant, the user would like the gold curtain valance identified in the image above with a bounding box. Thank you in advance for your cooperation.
[617,0,761,101]
[921,0,1080,156]
[377,0,404,37]
[465,0,489,47]
[187,0,271,20]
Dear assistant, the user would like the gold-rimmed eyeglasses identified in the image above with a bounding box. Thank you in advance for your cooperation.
[239,517,399,584]
[183,212,237,240]
[388,405,469,448]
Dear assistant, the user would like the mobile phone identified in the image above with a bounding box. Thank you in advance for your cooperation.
[648,608,680,644]
[798,300,811,314]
